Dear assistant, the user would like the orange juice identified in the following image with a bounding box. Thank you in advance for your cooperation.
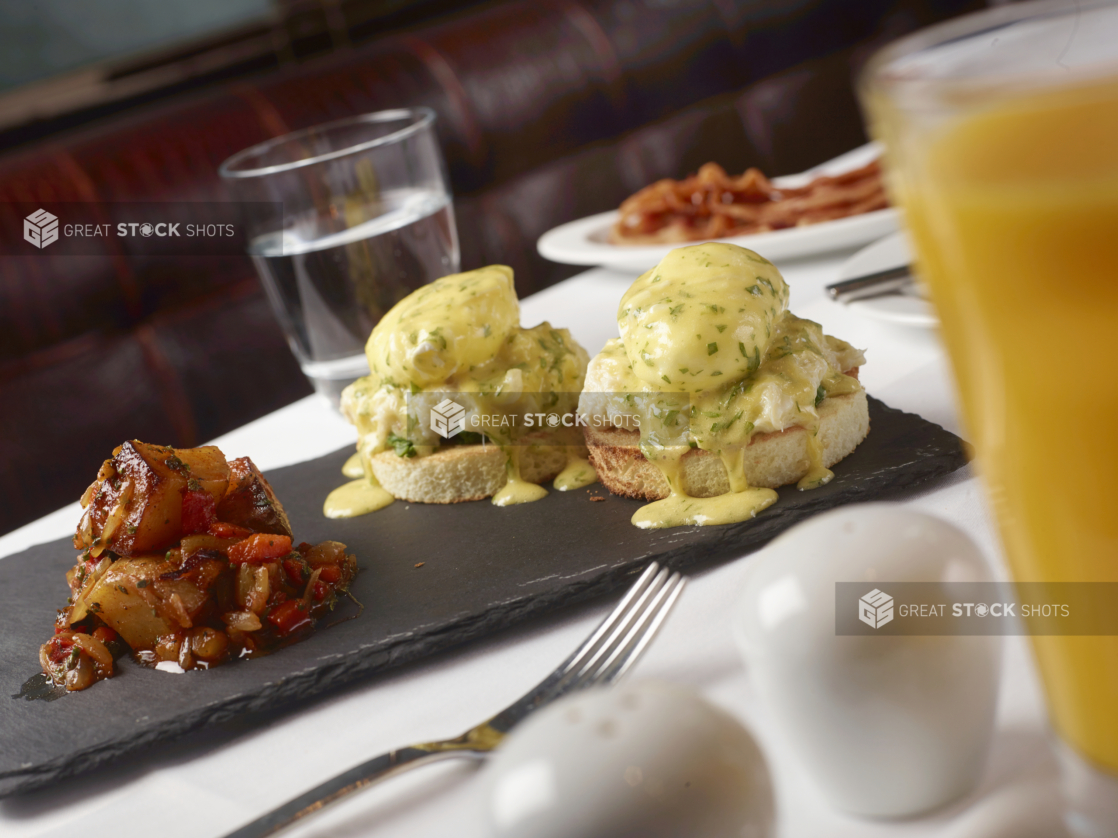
[879,76,1118,770]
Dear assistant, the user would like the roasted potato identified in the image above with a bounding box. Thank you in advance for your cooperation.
[81,556,210,649]
[75,442,230,555]
[215,457,293,537]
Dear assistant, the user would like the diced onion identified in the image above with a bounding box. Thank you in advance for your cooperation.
[302,568,323,607]
[165,592,193,629]
[79,462,115,509]
[70,632,114,675]
[250,566,270,615]
[305,541,347,567]
[236,564,270,614]
[155,634,181,662]
[222,611,262,632]
[236,563,255,609]
[95,481,133,555]
[189,627,228,662]
[77,506,93,547]
[178,639,195,671]
[65,655,96,691]
[69,557,113,624]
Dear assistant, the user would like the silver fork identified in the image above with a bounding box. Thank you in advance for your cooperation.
[224,562,687,838]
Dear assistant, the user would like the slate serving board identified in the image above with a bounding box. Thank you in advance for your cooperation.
[0,397,967,796]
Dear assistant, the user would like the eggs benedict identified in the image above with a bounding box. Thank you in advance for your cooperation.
[579,243,868,529]
[329,265,594,517]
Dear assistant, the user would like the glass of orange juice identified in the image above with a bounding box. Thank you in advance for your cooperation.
[860,1,1118,833]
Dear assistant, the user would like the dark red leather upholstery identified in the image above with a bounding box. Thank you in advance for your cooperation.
[0,0,984,535]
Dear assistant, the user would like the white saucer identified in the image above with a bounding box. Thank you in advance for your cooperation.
[834,232,938,329]
[537,144,900,273]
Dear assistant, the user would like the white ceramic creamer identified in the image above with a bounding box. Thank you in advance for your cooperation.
[480,681,775,838]
[733,503,1002,817]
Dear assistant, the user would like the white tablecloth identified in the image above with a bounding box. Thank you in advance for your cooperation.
[0,251,1067,838]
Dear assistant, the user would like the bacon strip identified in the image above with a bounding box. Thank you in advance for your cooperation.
[611,159,888,244]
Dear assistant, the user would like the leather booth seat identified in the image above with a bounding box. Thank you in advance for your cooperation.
[0,0,983,535]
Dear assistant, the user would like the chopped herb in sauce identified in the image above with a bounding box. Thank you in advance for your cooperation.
[388,433,417,458]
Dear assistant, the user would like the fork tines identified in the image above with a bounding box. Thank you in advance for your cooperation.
[551,562,686,699]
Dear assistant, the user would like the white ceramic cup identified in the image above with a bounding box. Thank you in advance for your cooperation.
[733,503,1003,817]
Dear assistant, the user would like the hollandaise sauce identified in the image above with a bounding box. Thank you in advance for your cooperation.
[329,264,592,517]
[323,478,394,518]
[492,448,549,506]
[596,242,864,529]
[553,453,598,491]
[630,446,778,529]
[797,433,834,490]
[341,452,364,478]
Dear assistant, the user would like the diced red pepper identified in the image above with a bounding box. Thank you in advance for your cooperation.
[267,599,313,636]
[181,490,217,535]
[208,521,253,539]
[318,565,342,584]
[47,637,75,664]
[93,626,118,644]
[312,582,327,601]
[227,534,293,564]
[283,557,308,585]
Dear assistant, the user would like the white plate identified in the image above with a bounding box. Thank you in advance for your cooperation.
[834,232,938,329]
[537,143,899,272]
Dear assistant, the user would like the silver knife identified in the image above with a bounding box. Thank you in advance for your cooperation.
[826,265,914,302]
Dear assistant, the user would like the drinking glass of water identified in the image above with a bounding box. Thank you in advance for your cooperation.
[220,108,459,404]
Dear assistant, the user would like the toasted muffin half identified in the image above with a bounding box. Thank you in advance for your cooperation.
[585,387,868,501]
[368,436,585,504]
